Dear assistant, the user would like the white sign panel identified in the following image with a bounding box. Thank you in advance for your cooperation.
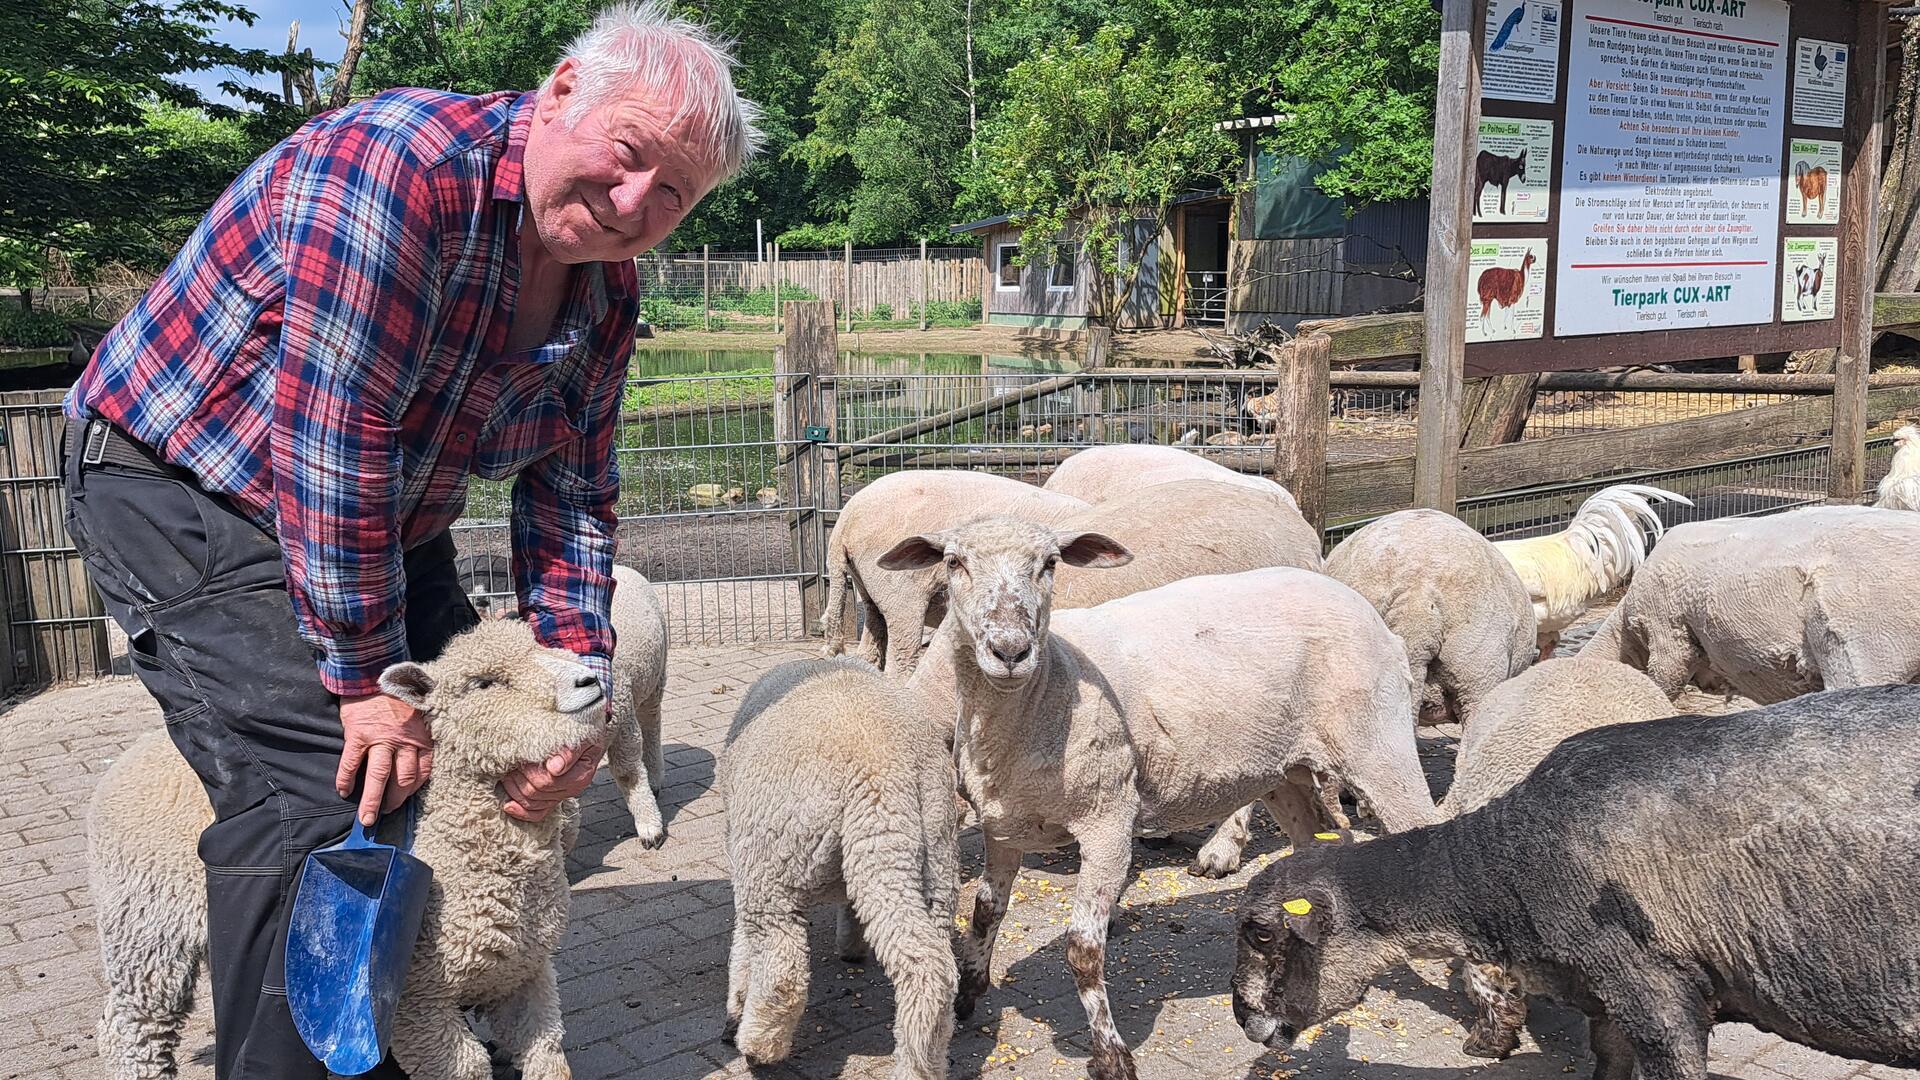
[1468,238,1550,342]
[1791,38,1848,127]
[1476,118,1556,222]
[1785,139,1841,224]
[1485,0,1564,103]
[1781,237,1837,322]
[1555,0,1789,336]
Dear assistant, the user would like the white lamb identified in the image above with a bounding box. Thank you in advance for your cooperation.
[1042,443,1298,507]
[721,657,959,1078]
[1326,509,1537,729]
[1580,505,1920,702]
[605,563,670,847]
[89,620,607,1080]
[884,518,1439,1080]
[822,470,1090,671]
[1876,424,1920,510]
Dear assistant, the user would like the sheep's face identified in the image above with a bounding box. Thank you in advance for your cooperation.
[378,620,608,780]
[878,517,1129,687]
[1233,867,1395,1049]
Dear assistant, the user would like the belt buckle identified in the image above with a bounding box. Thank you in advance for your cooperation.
[81,420,109,467]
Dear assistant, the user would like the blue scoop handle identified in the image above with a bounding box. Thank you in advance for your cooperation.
[337,798,418,852]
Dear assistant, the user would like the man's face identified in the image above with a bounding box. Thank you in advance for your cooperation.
[522,58,723,264]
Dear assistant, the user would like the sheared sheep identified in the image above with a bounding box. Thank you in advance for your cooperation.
[1579,505,1920,702]
[1234,684,1920,1080]
[720,657,958,1079]
[1875,424,1920,510]
[1326,509,1536,730]
[1495,483,1691,659]
[884,518,1439,1080]
[1042,443,1297,507]
[821,470,1090,671]
[89,620,607,1080]
[605,563,670,848]
[1436,657,1673,1059]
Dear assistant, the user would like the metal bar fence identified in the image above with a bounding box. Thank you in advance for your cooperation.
[1,364,1905,691]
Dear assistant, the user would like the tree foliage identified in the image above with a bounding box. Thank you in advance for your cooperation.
[965,25,1240,323]
[0,0,303,272]
[354,0,600,96]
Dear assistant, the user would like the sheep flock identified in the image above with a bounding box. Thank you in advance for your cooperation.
[85,442,1920,1080]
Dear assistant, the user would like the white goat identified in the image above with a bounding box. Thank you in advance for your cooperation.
[1494,483,1691,658]
[1876,424,1920,510]
[884,518,1439,1080]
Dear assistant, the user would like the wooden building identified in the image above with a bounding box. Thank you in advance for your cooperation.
[954,116,1430,333]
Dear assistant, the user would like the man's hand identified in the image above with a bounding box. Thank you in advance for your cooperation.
[337,693,436,826]
[501,735,604,822]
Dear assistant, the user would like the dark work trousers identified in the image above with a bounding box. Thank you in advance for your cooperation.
[63,419,479,1080]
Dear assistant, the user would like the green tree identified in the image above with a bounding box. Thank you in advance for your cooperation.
[0,0,303,272]
[796,0,977,244]
[966,24,1240,324]
[353,0,599,96]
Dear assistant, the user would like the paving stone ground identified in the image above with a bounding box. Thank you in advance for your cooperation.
[2,630,1914,1080]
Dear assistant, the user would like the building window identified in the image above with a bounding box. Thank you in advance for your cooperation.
[996,244,1020,290]
[1048,242,1077,291]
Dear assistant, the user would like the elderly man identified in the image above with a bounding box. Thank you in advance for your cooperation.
[62,4,759,1076]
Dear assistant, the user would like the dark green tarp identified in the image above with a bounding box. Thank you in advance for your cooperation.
[1252,151,1347,240]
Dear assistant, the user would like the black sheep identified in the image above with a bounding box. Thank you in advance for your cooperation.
[1231,684,1920,1080]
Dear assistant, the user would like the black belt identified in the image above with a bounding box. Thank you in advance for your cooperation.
[67,417,193,479]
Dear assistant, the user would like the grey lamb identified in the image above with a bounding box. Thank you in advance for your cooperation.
[720,657,960,1079]
[1233,683,1920,1080]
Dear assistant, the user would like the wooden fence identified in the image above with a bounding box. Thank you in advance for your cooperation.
[634,246,983,323]
[0,391,110,695]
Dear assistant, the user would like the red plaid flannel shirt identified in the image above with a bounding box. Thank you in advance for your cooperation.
[69,88,636,697]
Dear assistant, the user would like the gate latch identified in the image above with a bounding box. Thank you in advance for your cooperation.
[804,425,830,442]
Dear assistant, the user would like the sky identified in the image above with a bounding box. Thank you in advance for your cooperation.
[179,0,350,105]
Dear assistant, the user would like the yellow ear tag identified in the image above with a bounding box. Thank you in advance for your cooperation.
[1314,832,1341,841]
[1283,898,1313,917]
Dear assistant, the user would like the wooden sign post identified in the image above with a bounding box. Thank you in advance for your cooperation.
[1415,0,1896,511]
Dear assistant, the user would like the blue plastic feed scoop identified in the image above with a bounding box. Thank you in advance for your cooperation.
[286,805,433,1076]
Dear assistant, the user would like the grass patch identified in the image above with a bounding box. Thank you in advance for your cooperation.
[623,367,774,412]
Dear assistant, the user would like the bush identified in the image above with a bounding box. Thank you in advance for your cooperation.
[868,302,893,321]
[910,298,982,325]
[711,284,820,316]
[0,305,74,347]
[774,222,852,249]
[639,294,704,331]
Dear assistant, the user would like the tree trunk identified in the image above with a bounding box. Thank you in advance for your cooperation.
[964,0,979,161]
[283,22,300,107]
[1877,15,1920,291]
[329,0,374,111]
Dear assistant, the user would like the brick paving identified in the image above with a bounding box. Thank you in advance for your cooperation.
[2,636,1915,1080]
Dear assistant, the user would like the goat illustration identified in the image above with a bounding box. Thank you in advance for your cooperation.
[1476,147,1530,216]
[1476,250,1537,335]
[1793,160,1830,219]
[1793,252,1827,314]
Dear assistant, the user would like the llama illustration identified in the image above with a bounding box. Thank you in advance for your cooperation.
[1476,250,1536,335]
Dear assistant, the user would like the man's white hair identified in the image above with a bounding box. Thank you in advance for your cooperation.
[547,0,765,180]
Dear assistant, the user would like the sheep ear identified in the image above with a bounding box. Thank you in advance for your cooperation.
[379,662,435,709]
[878,534,948,571]
[1058,532,1132,568]
[1281,894,1329,945]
